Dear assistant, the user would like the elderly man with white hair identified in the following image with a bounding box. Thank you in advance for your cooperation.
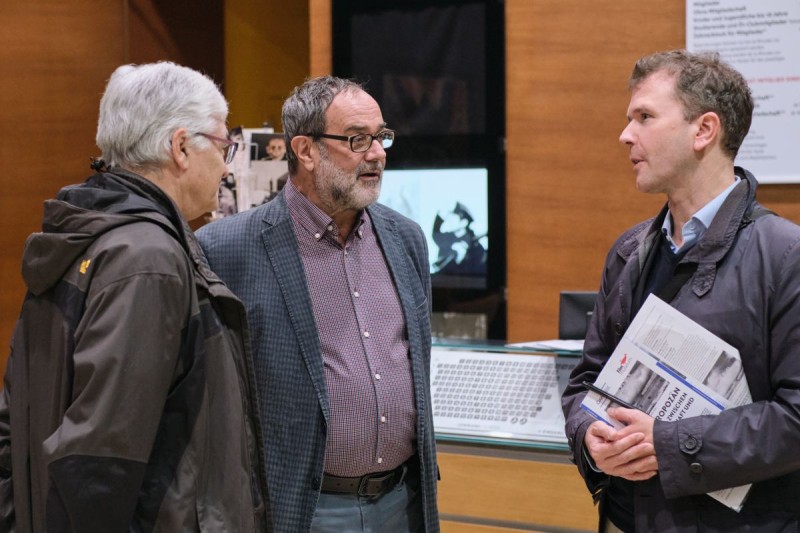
[0,62,270,532]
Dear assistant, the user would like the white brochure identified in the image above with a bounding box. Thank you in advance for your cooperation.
[580,294,751,511]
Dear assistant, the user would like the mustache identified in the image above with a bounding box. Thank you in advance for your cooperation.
[357,161,384,174]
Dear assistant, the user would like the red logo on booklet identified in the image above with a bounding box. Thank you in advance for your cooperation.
[616,354,629,374]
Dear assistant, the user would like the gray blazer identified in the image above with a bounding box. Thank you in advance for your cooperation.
[197,190,440,532]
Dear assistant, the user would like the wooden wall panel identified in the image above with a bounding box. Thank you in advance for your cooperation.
[128,0,225,87]
[225,0,309,128]
[505,0,685,341]
[0,2,126,377]
[437,450,595,532]
[0,2,225,377]
[441,523,538,533]
[309,0,332,76]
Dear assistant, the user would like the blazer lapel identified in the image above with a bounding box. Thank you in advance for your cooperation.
[369,208,422,358]
[260,197,330,420]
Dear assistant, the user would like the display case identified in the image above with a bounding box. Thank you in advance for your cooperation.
[431,339,580,451]
[431,340,596,532]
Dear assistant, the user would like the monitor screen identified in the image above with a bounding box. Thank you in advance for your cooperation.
[558,291,598,340]
[378,168,488,289]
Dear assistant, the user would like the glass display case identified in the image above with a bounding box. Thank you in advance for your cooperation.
[431,339,581,452]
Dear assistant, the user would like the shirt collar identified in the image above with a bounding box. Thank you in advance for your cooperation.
[662,176,740,253]
[284,179,367,242]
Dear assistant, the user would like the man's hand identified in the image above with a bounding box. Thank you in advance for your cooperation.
[584,407,659,481]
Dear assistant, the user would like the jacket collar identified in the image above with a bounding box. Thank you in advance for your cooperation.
[618,167,759,298]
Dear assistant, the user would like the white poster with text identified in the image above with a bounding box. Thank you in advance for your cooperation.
[687,0,800,183]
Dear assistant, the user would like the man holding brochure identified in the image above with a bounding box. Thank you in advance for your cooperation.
[562,49,800,531]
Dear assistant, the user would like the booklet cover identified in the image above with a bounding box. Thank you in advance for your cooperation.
[580,294,752,512]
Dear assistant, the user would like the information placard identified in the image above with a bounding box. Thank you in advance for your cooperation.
[687,0,800,183]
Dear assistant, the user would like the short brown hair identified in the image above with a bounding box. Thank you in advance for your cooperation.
[629,49,753,159]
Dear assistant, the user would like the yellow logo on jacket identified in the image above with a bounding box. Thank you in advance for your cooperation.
[79,259,91,274]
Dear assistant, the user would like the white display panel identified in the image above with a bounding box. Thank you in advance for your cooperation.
[687,0,800,183]
[378,168,489,288]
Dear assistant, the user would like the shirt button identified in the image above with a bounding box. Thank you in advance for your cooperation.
[377,457,383,464]
[375,373,381,380]
[685,437,698,450]
[358,230,363,237]
[689,462,703,474]
[380,416,386,423]
[314,232,321,240]
[354,291,360,297]
[327,224,333,231]
[363,331,370,338]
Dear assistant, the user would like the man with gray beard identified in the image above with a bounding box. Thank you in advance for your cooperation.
[197,76,439,533]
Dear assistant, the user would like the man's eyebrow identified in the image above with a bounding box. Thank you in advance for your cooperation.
[344,122,388,133]
[625,106,651,121]
[630,105,652,115]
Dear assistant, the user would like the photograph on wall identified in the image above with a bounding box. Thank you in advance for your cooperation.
[224,127,289,213]
[251,132,288,161]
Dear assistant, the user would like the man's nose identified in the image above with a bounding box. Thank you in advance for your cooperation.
[619,122,634,145]
[364,137,387,160]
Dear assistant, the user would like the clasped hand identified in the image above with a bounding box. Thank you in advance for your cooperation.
[584,407,659,481]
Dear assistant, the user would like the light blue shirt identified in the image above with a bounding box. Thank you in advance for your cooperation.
[662,177,740,253]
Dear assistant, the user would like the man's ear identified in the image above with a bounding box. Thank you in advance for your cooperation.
[693,111,721,152]
[171,128,191,171]
[291,135,316,172]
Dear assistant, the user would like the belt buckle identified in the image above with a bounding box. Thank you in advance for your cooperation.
[358,471,393,498]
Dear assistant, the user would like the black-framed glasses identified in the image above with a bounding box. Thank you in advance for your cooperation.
[196,132,239,164]
[306,129,395,153]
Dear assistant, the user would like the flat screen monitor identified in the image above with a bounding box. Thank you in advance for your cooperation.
[558,291,598,340]
[378,167,488,289]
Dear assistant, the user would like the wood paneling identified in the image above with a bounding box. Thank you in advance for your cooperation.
[0,2,224,377]
[128,0,224,86]
[437,450,595,531]
[505,0,685,341]
[441,522,540,533]
[309,0,332,76]
[753,185,800,223]
[225,0,309,128]
[0,2,126,377]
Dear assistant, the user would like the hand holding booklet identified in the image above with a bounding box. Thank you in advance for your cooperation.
[580,294,752,512]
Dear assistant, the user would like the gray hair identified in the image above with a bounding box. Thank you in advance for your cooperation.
[629,49,753,159]
[281,76,363,174]
[96,62,228,170]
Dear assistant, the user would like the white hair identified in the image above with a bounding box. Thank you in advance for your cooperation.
[96,62,228,170]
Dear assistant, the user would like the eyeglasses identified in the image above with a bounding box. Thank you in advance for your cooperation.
[195,132,239,164]
[306,129,395,153]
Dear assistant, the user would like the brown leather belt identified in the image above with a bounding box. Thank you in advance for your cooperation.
[321,459,413,498]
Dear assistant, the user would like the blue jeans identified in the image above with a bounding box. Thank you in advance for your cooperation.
[310,464,424,533]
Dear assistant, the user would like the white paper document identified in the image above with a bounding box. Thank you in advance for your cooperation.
[580,294,752,511]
